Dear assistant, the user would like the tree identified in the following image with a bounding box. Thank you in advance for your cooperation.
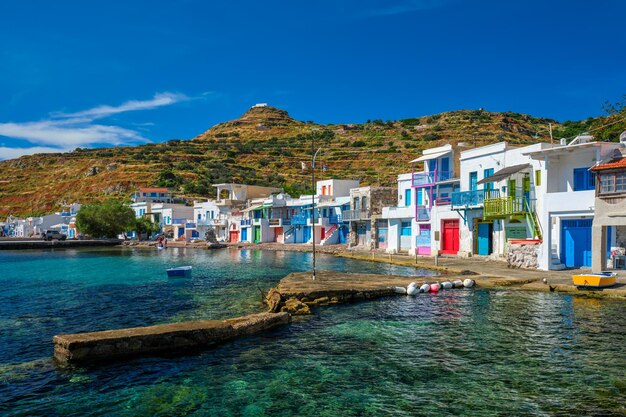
[132,217,160,241]
[75,199,135,238]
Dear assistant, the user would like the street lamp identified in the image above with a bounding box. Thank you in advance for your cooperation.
[311,130,321,280]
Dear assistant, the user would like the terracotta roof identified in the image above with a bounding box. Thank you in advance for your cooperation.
[591,158,626,171]
[137,187,171,193]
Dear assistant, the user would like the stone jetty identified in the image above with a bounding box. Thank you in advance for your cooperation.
[265,270,424,314]
[53,312,289,364]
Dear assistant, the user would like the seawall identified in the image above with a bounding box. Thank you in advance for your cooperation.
[0,239,122,250]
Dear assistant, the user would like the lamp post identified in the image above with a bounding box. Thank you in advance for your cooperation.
[311,131,321,280]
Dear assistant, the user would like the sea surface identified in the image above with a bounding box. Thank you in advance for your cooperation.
[0,247,624,416]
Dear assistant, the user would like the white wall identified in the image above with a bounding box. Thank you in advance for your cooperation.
[316,179,360,197]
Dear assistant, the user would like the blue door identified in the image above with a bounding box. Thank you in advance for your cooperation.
[477,223,491,255]
[303,226,312,242]
[561,219,592,267]
[338,226,348,244]
[242,228,248,241]
[404,189,411,207]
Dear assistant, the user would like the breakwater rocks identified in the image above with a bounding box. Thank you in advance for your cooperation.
[53,312,290,364]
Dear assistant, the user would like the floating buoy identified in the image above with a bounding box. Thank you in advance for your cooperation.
[393,286,407,294]
[419,283,430,293]
[441,281,453,289]
[452,279,463,288]
[430,282,441,292]
[407,286,419,296]
[463,279,475,288]
[407,282,417,291]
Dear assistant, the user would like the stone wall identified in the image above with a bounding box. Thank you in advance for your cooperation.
[507,242,540,269]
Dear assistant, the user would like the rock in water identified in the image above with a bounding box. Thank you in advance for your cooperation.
[280,297,311,315]
[463,279,475,288]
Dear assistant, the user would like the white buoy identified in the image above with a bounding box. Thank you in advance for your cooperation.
[419,283,430,293]
[430,282,441,292]
[408,282,417,290]
[393,286,407,294]
[407,286,419,296]
[463,278,475,288]
[441,281,453,289]
[452,279,463,288]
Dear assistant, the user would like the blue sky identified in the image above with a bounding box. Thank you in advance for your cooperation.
[1,0,625,159]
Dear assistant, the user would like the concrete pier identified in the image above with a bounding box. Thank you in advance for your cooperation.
[53,312,290,364]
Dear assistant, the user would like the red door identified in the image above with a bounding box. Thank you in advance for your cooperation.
[320,227,326,239]
[441,219,459,255]
[229,231,239,242]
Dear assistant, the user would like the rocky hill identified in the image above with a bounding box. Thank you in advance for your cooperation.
[0,105,601,217]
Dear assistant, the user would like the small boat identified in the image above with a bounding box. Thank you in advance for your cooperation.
[572,272,617,289]
[166,266,192,278]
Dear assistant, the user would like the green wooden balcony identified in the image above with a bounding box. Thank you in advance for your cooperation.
[483,196,528,219]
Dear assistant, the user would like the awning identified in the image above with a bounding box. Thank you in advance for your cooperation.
[477,163,531,185]
[240,204,263,213]
[410,150,451,164]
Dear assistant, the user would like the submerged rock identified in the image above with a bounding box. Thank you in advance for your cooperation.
[280,298,311,315]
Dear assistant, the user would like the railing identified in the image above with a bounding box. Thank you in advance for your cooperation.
[240,219,251,226]
[416,207,430,221]
[412,170,453,186]
[451,189,500,209]
[269,218,292,227]
[328,215,343,224]
[342,210,370,221]
[291,214,307,225]
[172,218,187,224]
[435,196,451,205]
[483,196,527,219]
[197,219,228,226]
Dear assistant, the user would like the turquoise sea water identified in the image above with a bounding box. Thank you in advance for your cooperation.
[1,248,625,416]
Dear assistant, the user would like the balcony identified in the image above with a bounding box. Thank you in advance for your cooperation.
[291,214,307,225]
[328,215,343,224]
[382,205,413,219]
[483,196,528,219]
[342,209,370,221]
[197,218,228,227]
[269,218,292,227]
[416,207,430,221]
[412,170,453,187]
[451,190,501,209]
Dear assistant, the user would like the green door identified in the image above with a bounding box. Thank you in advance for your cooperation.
[254,226,261,243]
[508,179,516,197]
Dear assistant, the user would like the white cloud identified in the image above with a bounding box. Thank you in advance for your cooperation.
[52,92,189,120]
[0,92,189,160]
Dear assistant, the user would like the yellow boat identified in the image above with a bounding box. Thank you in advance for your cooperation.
[572,272,617,289]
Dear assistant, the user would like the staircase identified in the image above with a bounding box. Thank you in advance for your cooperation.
[524,199,542,240]
[284,227,295,243]
[320,225,338,246]
[550,244,566,270]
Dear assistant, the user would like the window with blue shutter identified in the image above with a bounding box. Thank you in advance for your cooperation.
[469,172,478,191]
[404,189,411,207]
[483,168,494,190]
[573,168,595,191]
[401,221,412,236]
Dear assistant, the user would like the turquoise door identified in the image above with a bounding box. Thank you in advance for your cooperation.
[477,223,491,255]
[404,189,411,207]
[338,226,348,244]
[241,228,248,241]
[561,219,592,267]
[303,226,312,242]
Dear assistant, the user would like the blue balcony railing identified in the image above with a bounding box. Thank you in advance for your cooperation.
[451,189,500,209]
[328,215,343,224]
[291,214,307,225]
[412,170,453,187]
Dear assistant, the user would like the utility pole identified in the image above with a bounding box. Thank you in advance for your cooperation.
[549,123,553,143]
[311,131,321,280]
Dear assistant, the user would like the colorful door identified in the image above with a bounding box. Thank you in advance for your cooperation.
[229,231,239,242]
[416,225,431,255]
[303,226,312,243]
[338,226,348,244]
[241,228,248,241]
[561,219,592,267]
[320,227,326,240]
[441,219,460,255]
[400,220,412,251]
[477,222,492,256]
[377,220,388,249]
[254,226,261,243]
[274,227,283,242]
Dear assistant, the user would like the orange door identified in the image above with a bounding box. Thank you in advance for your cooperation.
[229,231,239,242]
